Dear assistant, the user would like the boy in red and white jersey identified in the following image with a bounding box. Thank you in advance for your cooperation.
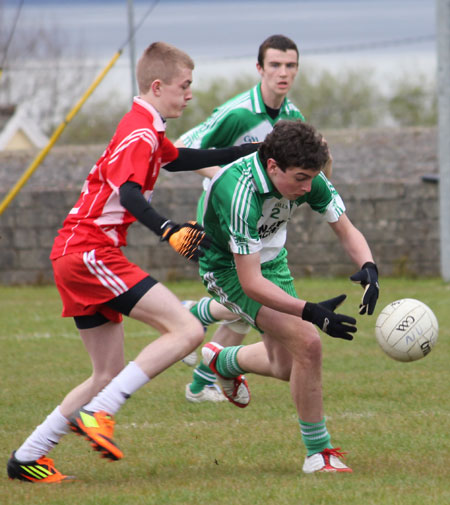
[7,41,258,483]
[52,96,178,256]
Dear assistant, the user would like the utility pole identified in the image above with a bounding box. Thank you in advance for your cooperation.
[437,0,450,281]
[127,0,138,100]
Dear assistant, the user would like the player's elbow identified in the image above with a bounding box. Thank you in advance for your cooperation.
[240,281,262,302]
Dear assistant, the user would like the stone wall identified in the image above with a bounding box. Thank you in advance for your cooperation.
[0,127,440,285]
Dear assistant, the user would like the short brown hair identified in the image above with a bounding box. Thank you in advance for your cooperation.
[136,41,194,94]
[257,34,299,68]
[258,120,329,172]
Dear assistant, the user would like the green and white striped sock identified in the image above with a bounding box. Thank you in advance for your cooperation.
[189,362,216,393]
[216,346,246,378]
[299,418,332,456]
[190,297,220,326]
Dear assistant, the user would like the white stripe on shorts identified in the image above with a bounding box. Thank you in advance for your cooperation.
[203,271,255,327]
[83,250,129,297]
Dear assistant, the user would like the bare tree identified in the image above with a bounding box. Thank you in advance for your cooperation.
[0,1,98,133]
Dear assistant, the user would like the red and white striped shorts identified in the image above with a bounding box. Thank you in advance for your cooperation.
[52,247,149,322]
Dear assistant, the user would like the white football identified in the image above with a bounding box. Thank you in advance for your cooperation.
[375,298,438,362]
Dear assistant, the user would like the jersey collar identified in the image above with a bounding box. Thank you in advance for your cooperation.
[133,96,166,132]
[250,153,278,196]
[250,82,289,116]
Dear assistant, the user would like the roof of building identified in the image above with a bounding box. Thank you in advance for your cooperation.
[0,105,49,150]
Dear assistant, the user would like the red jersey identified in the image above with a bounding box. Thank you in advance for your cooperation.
[51,97,178,259]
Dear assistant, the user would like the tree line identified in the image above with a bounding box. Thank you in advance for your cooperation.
[0,4,436,146]
[59,66,437,145]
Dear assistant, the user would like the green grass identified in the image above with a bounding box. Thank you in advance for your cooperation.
[1,278,449,505]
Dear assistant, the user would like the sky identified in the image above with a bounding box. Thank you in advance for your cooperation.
[3,1,436,59]
[1,0,437,98]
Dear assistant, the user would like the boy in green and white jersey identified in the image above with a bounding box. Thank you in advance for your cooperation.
[200,155,341,280]
[177,35,313,402]
[198,120,380,473]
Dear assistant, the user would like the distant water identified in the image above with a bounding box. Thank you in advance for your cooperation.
[3,0,437,97]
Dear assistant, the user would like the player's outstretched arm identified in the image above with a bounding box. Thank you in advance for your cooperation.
[173,138,220,179]
[163,144,260,173]
[119,181,211,262]
[234,253,356,340]
[329,213,379,315]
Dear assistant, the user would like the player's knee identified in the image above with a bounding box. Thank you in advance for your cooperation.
[213,326,246,346]
[301,332,322,364]
[184,318,205,350]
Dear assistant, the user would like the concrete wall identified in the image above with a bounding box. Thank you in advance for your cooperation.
[0,127,440,285]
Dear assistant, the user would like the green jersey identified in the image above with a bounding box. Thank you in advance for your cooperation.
[199,152,346,274]
[180,82,304,149]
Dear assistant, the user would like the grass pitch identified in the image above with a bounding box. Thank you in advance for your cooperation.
[0,278,449,505]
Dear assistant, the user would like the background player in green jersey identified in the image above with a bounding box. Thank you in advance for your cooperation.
[198,120,379,473]
[176,34,332,403]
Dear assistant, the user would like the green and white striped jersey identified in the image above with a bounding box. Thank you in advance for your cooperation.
[180,82,304,149]
[199,152,345,273]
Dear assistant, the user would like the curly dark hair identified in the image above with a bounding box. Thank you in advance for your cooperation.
[258,120,329,172]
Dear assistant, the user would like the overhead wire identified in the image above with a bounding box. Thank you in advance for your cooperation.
[0,0,25,82]
[2,33,436,73]
[301,34,436,55]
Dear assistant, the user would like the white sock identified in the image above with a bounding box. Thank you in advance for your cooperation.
[84,361,149,415]
[15,406,71,462]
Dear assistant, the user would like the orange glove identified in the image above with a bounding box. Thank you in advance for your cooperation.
[161,221,212,262]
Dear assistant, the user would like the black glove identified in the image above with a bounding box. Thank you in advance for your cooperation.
[350,262,379,315]
[302,294,357,341]
[160,221,212,262]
